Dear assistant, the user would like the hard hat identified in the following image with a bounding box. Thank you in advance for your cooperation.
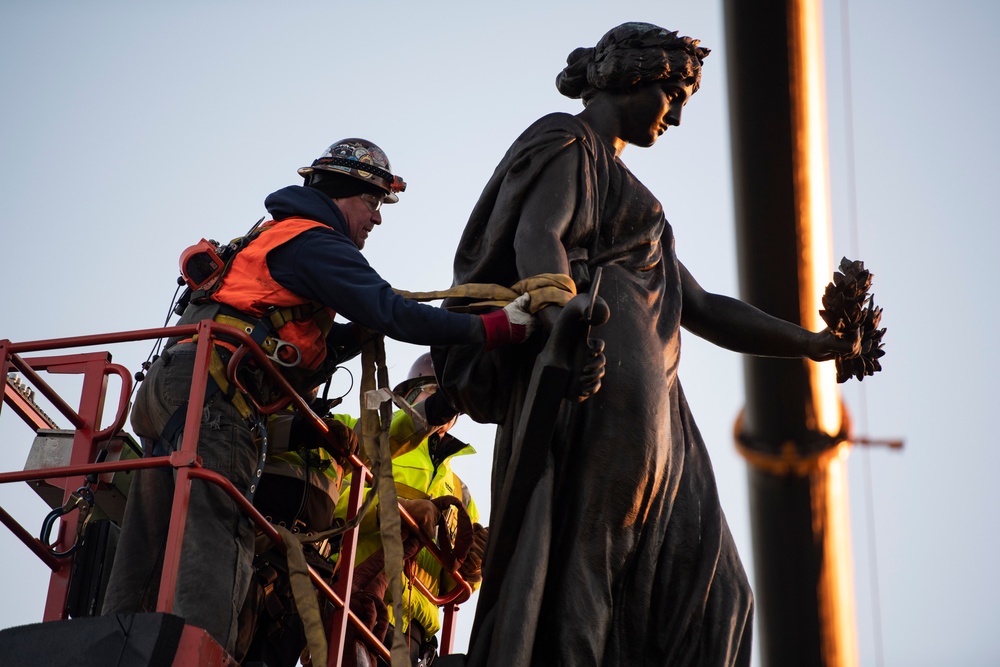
[407,353,435,383]
[393,352,436,399]
[298,138,406,203]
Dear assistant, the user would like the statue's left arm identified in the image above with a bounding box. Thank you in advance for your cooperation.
[678,261,859,360]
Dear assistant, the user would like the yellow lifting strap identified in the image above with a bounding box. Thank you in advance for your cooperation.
[253,338,404,667]
[273,524,329,667]
[359,337,411,667]
[394,272,577,314]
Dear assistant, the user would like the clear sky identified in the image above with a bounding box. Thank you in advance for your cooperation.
[1,2,997,665]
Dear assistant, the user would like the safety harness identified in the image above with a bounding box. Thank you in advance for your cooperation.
[169,300,334,420]
[157,222,339,508]
[169,220,337,424]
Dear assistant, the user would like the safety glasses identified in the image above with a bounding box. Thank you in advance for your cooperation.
[359,193,384,213]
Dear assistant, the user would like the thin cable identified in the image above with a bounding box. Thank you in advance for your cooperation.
[125,282,184,412]
[293,442,311,526]
[333,366,355,404]
[838,1,884,664]
[839,11,860,260]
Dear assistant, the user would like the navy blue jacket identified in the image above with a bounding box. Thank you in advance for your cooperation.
[263,186,480,347]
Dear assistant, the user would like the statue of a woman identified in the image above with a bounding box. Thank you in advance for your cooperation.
[434,22,858,666]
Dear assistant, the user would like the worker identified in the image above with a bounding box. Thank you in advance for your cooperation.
[251,393,357,536]
[336,352,486,667]
[101,138,532,656]
[234,404,358,667]
[240,353,483,667]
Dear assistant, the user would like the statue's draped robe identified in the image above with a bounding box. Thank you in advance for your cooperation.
[434,113,753,666]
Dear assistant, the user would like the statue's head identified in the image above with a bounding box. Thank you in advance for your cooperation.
[556,22,710,105]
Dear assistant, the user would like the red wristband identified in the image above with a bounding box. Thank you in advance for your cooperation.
[480,310,511,351]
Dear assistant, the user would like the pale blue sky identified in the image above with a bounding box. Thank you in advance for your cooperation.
[1,2,997,665]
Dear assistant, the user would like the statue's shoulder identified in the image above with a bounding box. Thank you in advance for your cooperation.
[519,112,590,141]
[502,113,596,167]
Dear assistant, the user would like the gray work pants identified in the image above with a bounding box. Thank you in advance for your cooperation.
[102,344,256,655]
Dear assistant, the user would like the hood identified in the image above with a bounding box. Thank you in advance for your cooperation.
[264,185,349,236]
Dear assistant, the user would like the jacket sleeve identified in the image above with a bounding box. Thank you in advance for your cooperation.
[266,227,483,346]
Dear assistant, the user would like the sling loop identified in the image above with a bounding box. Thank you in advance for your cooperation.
[359,336,411,667]
[273,524,329,667]
[393,272,577,313]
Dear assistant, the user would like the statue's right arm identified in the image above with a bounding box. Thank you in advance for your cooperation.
[679,261,860,360]
[512,147,580,331]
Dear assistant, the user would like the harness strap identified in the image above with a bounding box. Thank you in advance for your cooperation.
[258,565,285,620]
[213,303,331,369]
[265,302,333,335]
[393,482,430,501]
[206,343,255,421]
[213,314,278,356]
[309,306,334,336]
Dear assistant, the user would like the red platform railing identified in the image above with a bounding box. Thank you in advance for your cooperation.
[0,323,472,666]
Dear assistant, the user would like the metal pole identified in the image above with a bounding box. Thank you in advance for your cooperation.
[722,1,858,664]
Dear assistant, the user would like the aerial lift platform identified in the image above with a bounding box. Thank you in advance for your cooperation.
[0,320,472,666]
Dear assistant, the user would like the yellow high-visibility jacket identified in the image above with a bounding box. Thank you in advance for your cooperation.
[263,413,344,505]
[334,410,479,637]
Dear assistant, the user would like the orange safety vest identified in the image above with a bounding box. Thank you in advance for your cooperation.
[211,217,337,370]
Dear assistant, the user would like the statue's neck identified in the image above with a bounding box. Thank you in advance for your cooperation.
[577,104,627,157]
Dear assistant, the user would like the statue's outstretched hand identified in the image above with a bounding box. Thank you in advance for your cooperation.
[807,327,861,362]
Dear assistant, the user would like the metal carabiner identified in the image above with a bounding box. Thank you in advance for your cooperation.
[39,449,106,559]
[266,338,302,368]
[39,486,95,558]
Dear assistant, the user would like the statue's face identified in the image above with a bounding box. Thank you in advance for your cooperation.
[615,80,694,148]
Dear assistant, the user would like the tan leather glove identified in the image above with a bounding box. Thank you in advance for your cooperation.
[322,416,359,456]
[398,499,441,541]
[459,523,488,584]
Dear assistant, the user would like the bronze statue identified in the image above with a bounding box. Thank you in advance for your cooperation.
[434,22,860,666]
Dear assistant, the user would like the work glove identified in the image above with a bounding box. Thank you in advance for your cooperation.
[322,417,359,456]
[480,293,536,350]
[289,413,358,457]
[399,498,441,542]
[458,523,488,584]
[421,391,461,428]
